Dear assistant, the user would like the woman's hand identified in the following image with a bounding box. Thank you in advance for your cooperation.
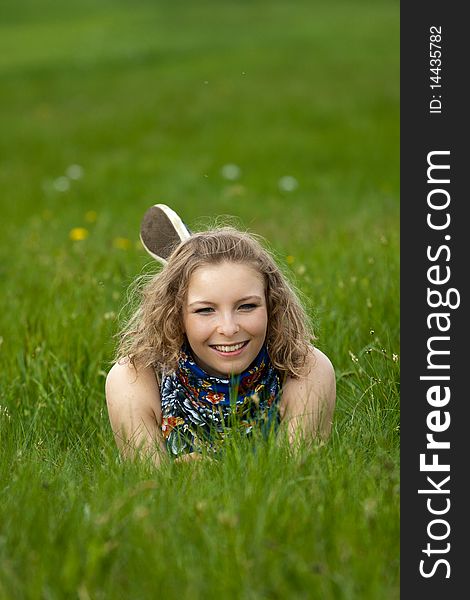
[175,452,201,463]
[174,452,212,464]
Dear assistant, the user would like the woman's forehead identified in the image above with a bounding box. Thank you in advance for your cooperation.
[186,262,265,300]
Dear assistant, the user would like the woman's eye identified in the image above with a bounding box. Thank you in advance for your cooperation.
[195,307,214,314]
[239,303,257,311]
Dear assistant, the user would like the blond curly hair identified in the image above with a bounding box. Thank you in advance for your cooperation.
[116,227,315,379]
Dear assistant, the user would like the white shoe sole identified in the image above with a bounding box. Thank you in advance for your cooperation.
[140,204,191,265]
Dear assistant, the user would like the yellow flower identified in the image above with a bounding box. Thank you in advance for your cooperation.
[85,210,97,223]
[286,255,295,264]
[113,237,131,250]
[223,184,245,198]
[69,227,89,241]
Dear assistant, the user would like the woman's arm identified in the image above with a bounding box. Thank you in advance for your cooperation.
[105,359,167,465]
[280,347,336,446]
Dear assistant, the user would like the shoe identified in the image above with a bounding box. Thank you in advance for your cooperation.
[140,204,192,265]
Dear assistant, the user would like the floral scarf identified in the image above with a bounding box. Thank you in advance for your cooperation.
[159,344,282,457]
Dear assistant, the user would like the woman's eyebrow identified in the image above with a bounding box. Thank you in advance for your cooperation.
[237,295,263,303]
[187,300,216,307]
[187,295,263,307]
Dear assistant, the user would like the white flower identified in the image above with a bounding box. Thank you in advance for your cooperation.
[66,164,84,180]
[278,175,298,192]
[220,163,241,181]
[53,176,70,192]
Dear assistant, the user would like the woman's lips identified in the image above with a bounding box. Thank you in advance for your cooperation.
[210,340,249,356]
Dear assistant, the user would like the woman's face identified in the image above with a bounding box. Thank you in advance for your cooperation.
[182,261,268,377]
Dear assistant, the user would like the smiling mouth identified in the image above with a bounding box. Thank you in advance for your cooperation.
[210,341,249,353]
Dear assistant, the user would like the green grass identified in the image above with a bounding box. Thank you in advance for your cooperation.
[0,1,399,598]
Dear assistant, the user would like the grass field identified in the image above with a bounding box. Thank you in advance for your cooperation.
[0,1,399,598]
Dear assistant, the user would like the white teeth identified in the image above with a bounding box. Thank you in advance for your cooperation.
[213,342,246,353]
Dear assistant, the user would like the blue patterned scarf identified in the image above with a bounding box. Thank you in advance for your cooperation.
[160,344,282,457]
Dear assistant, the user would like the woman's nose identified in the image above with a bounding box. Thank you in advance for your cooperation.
[216,313,240,336]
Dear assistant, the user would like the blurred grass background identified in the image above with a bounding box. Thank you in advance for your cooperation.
[0,1,399,598]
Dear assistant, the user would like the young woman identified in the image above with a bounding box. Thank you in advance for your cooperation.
[106,205,336,464]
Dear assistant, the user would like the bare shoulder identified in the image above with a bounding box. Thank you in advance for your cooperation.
[282,346,336,405]
[105,359,161,418]
[304,346,336,384]
[281,346,336,439]
[106,358,157,389]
